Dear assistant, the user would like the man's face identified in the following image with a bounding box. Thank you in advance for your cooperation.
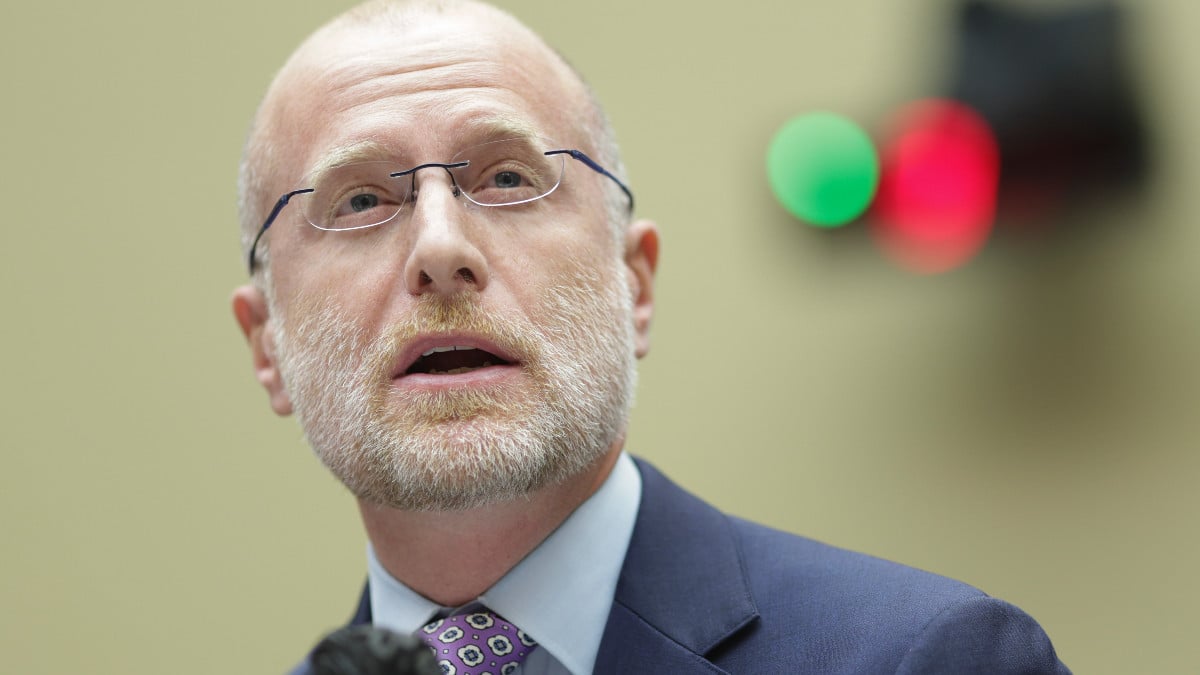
[239,8,653,510]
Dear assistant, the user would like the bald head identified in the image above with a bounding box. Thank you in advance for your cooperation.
[237,0,626,278]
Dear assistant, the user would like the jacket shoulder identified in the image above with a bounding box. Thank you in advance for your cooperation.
[627,459,1069,673]
[714,514,1071,673]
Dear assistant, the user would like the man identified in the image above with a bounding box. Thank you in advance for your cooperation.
[232,1,1071,672]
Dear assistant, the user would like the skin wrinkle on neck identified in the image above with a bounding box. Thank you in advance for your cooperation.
[359,446,622,606]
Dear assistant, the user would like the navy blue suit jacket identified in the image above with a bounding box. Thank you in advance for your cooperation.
[294,459,1070,673]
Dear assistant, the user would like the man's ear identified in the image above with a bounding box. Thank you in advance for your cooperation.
[624,219,659,358]
[231,285,293,416]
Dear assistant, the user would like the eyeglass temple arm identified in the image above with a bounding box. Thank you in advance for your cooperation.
[546,149,635,214]
[248,188,315,274]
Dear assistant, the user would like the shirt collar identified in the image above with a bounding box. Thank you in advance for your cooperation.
[367,451,642,674]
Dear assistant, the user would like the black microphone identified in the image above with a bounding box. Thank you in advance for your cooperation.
[310,625,440,675]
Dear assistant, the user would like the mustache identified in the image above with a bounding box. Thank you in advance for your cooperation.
[360,292,542,377]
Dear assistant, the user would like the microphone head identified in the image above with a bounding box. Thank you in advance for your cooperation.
[310,625,439,675]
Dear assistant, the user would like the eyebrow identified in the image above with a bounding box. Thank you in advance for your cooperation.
[456,114,542,146]
[303,115,547,186]
[305,141,394,183]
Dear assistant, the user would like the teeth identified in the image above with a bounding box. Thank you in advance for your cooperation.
[420,345,478,357]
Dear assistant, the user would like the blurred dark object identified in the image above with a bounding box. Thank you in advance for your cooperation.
[311,625,439,675]
[948,0,1149,224]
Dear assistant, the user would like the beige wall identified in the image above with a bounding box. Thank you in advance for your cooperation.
[2,1,1196,672]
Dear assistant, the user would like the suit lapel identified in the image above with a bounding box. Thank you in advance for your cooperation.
[593,459,759,673]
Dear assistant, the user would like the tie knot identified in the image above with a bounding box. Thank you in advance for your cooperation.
[417,610,538,675]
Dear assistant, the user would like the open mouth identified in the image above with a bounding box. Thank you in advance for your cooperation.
[404,345,513,376]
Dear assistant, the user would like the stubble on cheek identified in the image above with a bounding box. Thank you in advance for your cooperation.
[269,253,637,510]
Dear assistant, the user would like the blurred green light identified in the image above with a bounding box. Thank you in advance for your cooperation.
[766,112,879,227]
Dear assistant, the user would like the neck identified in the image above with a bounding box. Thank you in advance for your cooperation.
[359,447,622,607]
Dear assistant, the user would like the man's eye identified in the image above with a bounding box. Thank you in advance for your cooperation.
[493,171,523,188]
[348,193,379,212]
[321,187,399,230]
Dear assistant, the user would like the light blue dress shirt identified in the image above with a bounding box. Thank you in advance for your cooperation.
[367,452,642,675]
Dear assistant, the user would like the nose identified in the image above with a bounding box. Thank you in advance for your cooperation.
[402,169,490,295]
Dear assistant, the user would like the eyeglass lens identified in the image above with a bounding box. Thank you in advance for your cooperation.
[298,138,567,232]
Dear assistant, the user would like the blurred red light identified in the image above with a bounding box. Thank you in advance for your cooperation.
[871,99,1000,274]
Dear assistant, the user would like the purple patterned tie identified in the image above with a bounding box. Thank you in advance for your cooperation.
[417,610,538,675]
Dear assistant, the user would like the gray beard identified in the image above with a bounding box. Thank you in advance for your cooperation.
[270,262,637,511]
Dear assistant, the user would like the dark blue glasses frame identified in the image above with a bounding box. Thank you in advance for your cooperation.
[247,148,633,274]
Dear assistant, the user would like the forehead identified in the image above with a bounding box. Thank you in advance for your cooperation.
[267,7,587,179]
